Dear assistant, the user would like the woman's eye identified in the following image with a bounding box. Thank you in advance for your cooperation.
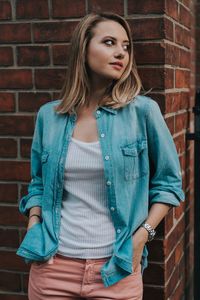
[104,40,114,46]
[104,40,130,51]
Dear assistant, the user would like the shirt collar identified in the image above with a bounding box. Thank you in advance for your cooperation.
[100,106,118,114]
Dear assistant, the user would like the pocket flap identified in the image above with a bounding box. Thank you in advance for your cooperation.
[121,140,147,156]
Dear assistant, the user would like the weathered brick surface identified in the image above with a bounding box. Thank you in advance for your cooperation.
[0,1,12,20]
[16,0,49,19]
[17,46,50,66]
[0,24,31,43]
[52,0,86,18]
[0,0,195,298]
[88,0,124,14]
[0,47,13,66]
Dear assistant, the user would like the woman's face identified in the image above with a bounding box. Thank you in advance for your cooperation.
[86,20,130,81]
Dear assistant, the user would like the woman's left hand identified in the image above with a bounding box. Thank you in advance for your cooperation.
[132,226,148,271]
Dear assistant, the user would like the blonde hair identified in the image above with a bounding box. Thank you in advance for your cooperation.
[55,12,143,114]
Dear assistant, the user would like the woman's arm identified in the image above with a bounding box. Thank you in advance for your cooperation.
[27,206,41,230]
[132,203,171,270]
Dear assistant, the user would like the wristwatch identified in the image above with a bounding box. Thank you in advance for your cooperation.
[141,222,156,242]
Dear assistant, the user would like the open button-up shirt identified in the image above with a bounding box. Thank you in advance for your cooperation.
[16,95,185,287]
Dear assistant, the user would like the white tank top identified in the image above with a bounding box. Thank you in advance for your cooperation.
[57,137,116,258]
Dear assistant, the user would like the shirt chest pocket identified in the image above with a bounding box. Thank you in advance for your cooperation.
[121,140,149,181]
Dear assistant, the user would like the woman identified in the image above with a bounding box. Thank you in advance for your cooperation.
[16,12,185,300]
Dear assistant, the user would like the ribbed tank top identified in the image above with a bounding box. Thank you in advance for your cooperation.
[57,137,116,258]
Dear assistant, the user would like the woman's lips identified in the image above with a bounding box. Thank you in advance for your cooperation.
[110,63,123,70]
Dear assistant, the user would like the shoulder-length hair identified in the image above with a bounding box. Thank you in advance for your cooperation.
[54,12,143,114]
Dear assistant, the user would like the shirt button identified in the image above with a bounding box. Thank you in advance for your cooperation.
[110,207,115,211]
[179,170,182,176]
[117,229,121,234]
[105,155,110,160]
[101,133,105,138]
[106,180,111,186]
[96,110,101,115]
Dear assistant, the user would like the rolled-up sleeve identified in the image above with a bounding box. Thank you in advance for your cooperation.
[146,99,185,207]
[19,107,44,216]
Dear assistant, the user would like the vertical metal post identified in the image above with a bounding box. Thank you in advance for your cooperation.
[186,89,200,299]
[194,90,200,300]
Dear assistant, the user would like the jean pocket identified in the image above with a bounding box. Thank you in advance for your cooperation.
[121,140,149,181]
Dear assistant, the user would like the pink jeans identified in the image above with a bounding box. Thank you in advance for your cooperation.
[28,253,143,300]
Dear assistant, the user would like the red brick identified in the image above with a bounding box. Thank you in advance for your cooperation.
[0,251,30,272]
[138,67,165,90]
[0,184,18,204]
[0,1,12,20]
[33,21,77,42]
[88,0,124,14]
[169,277,185,300]
[20,138,32,158]
[0,70,32,89]
[165,0,179,21]
[0,93,15,112]
[175,112,188,132]
[0,229,19,248]
[147,239,164,261]
[0,206,26,226]
[22,273,29,293]
[181,0,191,9]
[17,46,50,66]
[174,237,184,264]
[143,286,164,300]
[164,17,174,41]
[0,139,17,158]
[165,251,176,281]
[179,4,191,29]
[174,134,185,155]
[35,69,66,89]
[52,44,70,65]
[166,264,181,298]
[134,42,165,65]
[165,92,189,113]
[128,0,164,14]
[175,25,191,48]
[0,24,31,43]
[0,116,34,136]
[175,200,185,220]
[16,0,49,19]
[0,161,30,181]
[19,92,51,112]
[143,262,164,285]
[165,207,174,233]
[0,271,21,292]
[165,68,174,89]
[165,43,180,67]
[129,18,164,40]
[179,49,191,68]
[52,0,86,18]
[164,216,185,257]
[0,47,13,66]
[175,69,190,88]
[165,116,175,135]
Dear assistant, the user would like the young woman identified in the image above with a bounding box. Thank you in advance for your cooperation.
[17,12,185,300]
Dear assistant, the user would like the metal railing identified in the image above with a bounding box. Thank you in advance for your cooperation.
[186,89,200,300]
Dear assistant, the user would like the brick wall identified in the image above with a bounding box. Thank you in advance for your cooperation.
[197,0,200,89]
[0,1,195,299]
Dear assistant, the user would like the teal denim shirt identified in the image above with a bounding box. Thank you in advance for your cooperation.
[16,95,185,287]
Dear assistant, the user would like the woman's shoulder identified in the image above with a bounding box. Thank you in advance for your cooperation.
[38,99,61,114]
[129,94,160,115]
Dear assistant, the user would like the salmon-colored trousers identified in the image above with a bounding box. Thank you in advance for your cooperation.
[28,253,143,300]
